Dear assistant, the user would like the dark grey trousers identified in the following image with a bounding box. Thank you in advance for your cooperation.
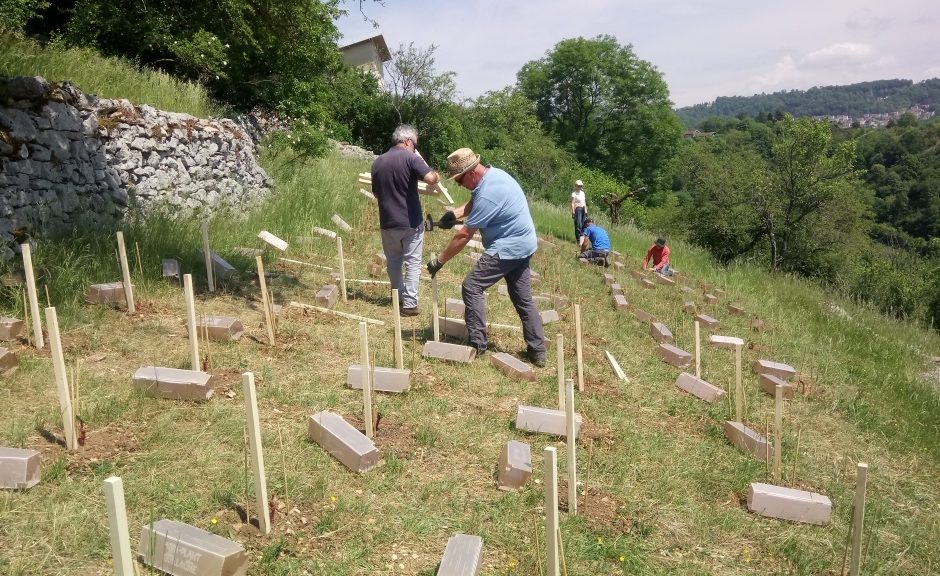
[461,253,546,355]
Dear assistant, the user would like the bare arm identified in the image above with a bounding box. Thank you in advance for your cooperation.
[449,200,473,220]
[423,171,440,186]
[438,226,476,264]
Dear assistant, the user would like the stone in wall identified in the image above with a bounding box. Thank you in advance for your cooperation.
[0,76,272,261]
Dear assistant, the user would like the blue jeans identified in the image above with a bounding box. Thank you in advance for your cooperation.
[381,226,424,309]
[573,207,586,240]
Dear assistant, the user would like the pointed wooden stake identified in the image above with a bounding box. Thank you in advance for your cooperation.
[849,462,869,576]
[256,256,275,345]
[337,237,348,302]
[103,476,135,576]
[46,307,76,450]
[21,243,44,348]
[556,334,565,410]
[116,232,136,314]
[774,384,784,481]
[694,320,701,379]
[431,253,440,342]
[183,274,200,371]
[565,378,577,516]
[359,322,374,438]
[544,446,560,576]
[392,289,404,369]
[734,343,743,422]
[243,372,271,534]
[574,304,584,392]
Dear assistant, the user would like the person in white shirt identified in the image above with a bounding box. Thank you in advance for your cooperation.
[570,179,587,241]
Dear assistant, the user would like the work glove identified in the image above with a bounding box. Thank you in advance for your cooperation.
[439,211,457,229]
[427,257,445,277]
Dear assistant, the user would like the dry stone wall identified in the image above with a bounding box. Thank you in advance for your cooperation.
[0,76,271,261]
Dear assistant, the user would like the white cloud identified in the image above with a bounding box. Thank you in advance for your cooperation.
[751,56,800,92]
[803,42,876,68]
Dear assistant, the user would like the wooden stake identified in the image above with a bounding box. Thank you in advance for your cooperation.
[278,257,333,272]
[287,301,384,326]
[774,384,783,481]
[791,427,802,484]
[116,232,136,314]
[134,241,144,279]
[202,316,212,372]
[44,284,51,307]
[544,446,560,576]
[46,307,76,450]
[201,222,215,292]
[359,322,374,438]
[431,253,440,342]
[557,527,569,576]
[391,289,404,370]
[574,304,584,392]
[256,256,275,345]
[565,378,577,516]
[103,476,135,576]
[21,243,44,348]
[337,237,348,302]
[242,372,271,534]
[277,423,288,511]
[22,287,31,347]
[849,463,869,576]
[734,343,743,422]
[694,320,701,379]
[556,334,565,410]
[268,288,277,338]
[183,274,200,371]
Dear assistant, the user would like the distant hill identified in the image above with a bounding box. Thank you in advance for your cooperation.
[676,78,940,127]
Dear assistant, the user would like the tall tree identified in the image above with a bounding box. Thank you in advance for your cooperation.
[516,35,682,188]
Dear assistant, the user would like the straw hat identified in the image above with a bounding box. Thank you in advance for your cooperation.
[446,147,481,180]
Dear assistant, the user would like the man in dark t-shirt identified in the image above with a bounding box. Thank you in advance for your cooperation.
[370,125,440,315]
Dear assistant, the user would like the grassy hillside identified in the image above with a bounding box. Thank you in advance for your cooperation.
[2,41,940,575]
[1,144,939,575]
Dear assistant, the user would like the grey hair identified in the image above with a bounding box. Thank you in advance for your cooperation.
[392,124,419,144]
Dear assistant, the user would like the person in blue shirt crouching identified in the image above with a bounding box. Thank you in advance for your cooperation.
[577,218,611,267]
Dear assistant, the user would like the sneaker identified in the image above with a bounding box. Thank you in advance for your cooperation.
[400,307,419,317]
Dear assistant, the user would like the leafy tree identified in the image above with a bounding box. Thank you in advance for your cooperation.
[0,0,48,32]
[516,35,682,188]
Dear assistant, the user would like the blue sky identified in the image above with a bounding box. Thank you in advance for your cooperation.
[337,0,938,107]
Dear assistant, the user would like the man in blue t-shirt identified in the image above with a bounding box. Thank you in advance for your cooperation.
[371,125,440,316]
[578,218,611,267]
[425,148,546,367]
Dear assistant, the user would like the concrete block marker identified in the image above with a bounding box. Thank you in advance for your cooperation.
[641,278,656,290]
[723,421,773,462]
[704,293,718,304]
[694,313,719,330]
[0,447,40,489]
[683,301,697,314]
[610,283,623,296]
[347,365,410,393]
[633,308,655,324]
[650,322,674,344]
[680,286,695,295]
[552,295,570,310]
[439,316,469,339]
[423,341,476,363]
[138,519,249,576]
[751,316,765,332]
[613,294,629,310]
[653,273,676,286]
[497,284,509,297]
[207,253,237,281]
[709,334,744,349]
[728,303,745,315]
[630,270,646,281]
[315,284,339,309]
[715,288,728,298]
[307,410,381,473]
[331,214,353,233]
[102,476,134,576]
[758,373,794,399]
[444,297,465,317]
[613,261,625,270]
[193,316,244,342]
[603,273,615,285]
[752,359,797,380]
[0,347,18,374]
[0,315,23,340]
[674,372,726,404]
[368,262,384,277]
[161,259,180,284]
[747,483,832,525]
[437,534,483,576]
[659,343,692,368]
[515,405,582,437]
[258,230,288,251]
[497,440,532,491]
[20,243,44,348]
[491,352,537,382]
[540,309,560,325]
[86,282,128,305]
[133,367,213,401]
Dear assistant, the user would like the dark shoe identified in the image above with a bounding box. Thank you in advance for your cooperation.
[400,307,419,317]
[474,344,487,357]
[524,349,546,367]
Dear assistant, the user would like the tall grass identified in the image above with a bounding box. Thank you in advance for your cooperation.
[0,33,216,117]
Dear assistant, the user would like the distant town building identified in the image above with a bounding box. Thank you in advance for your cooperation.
[338,35,392,83]
[683,129,717,139]
[813,105,935,128]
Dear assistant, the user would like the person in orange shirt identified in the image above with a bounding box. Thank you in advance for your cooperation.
[643,236,672,276]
